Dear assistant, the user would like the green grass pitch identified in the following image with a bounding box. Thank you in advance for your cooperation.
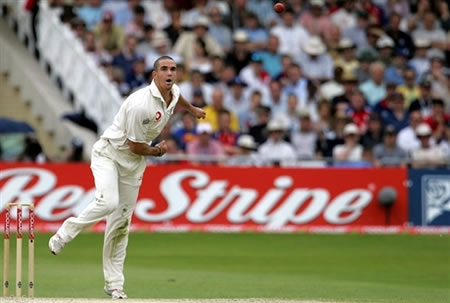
[1,232,449,302]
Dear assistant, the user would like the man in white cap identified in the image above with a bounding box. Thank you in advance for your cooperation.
[296,36,334,83]
[49,56,206,299]
[258,119,296,166]
[227,134,261,166]
[173,15,224,62]
[332,123,363,162]
[411,123,446,168]
[186,122,225,160]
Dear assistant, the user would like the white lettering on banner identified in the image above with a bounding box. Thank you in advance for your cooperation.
[324,190,372,224]
[36,186,85,221]
[0,167,374,227]
[0,168,56,207]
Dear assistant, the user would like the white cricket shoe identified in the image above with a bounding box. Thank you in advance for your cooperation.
[104,287,128,299]
[48,233,65,255]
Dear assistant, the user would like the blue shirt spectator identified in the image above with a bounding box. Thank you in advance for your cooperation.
[77,0,103,30]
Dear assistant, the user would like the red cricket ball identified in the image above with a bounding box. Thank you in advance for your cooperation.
[274,2,285,13]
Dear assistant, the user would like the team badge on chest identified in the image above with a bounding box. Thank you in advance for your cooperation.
[155,111,162,121]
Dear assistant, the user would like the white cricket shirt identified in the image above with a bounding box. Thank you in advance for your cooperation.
[102,81,180,150]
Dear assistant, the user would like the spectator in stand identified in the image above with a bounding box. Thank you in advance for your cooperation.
[239,11,268,52]
[275,54,294,87]
[191,90,207,109]
[422,57,450,106]
[411,123,447,168]
[265,79,287,117]
[172,111,197,151]
[258,119,296,167]
[237,90,261,132]
[173,16,224,62]
[334,39,359,79]
[412,11,447,52]
[179,70,213,104]
[254,34,282,79]
[331,0,357,33]
[224,76,250,121]
[395,68,420,107]
[103,0,140,27]
[239,54,270,100]
[423,99,450,137]
[319,66,345,102]
[270,8,310,58]
[136,24,154,56]
[331,72,357,113]
[225,30,252,74]
[83,31,111,65]
[124,4,146,40]
[145,31,181,71]
[213,110,240,155]
[208,6,233,53]
[297,36,334,84]
[188,37,213,74]
[314,100,332,133]
[186,122,224,161]
[385,49,410,85]
[346,90,371,133]
[203,88,240,132]
[373,124,408,167]
[77,0,103,30]
[71,17,87,40]
[376,35,395,66]
[283,63,309,109]
[205,56,226,84]
[361,0,384,25]
[409,77,434,117]
[291,110,318,160]
[246,0,278,28]
[126,57,147,91]
[277,94,301,133]
[361,112,384,149]
[248,104,271,144]
[180,0,209,28]
[112,35,140,79]
[164,9,184,46]
[358,25,383,58]
[92,10,125,55]
[142,0,172,30]
[354,51,376,83]
[437,121,450,161]
[359,61,387,107]
[385,12,415,59]
[409,38,431,80]
[397,110,429,153]
[380,92,409,132]
[227,134,260,167]
[300,0,336,44]
[316,112,348,160]
[332,123,363,163]
[343,10,370,53]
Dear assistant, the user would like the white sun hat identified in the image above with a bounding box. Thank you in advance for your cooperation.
[303,36,326,56]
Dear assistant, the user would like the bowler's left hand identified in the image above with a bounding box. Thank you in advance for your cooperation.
[191,106,206,119]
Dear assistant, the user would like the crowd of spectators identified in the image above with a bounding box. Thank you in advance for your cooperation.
[37,0,450,166]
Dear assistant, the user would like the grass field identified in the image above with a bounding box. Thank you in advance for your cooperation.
[1,233,449,303]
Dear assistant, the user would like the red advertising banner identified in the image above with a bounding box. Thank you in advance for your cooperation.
[0,163,411,233]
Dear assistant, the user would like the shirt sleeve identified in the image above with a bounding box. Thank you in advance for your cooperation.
[126,105,150,143]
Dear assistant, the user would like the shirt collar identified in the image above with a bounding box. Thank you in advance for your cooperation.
[149,80,178,112]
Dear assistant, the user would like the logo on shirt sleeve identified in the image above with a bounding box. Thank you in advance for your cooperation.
[155,111,162,121]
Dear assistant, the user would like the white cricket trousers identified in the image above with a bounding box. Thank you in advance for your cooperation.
[57,139,146,291]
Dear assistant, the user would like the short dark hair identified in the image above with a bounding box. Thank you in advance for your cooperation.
[153,56,175,71]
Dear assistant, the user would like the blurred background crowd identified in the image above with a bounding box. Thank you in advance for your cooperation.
[3,0,450,167]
